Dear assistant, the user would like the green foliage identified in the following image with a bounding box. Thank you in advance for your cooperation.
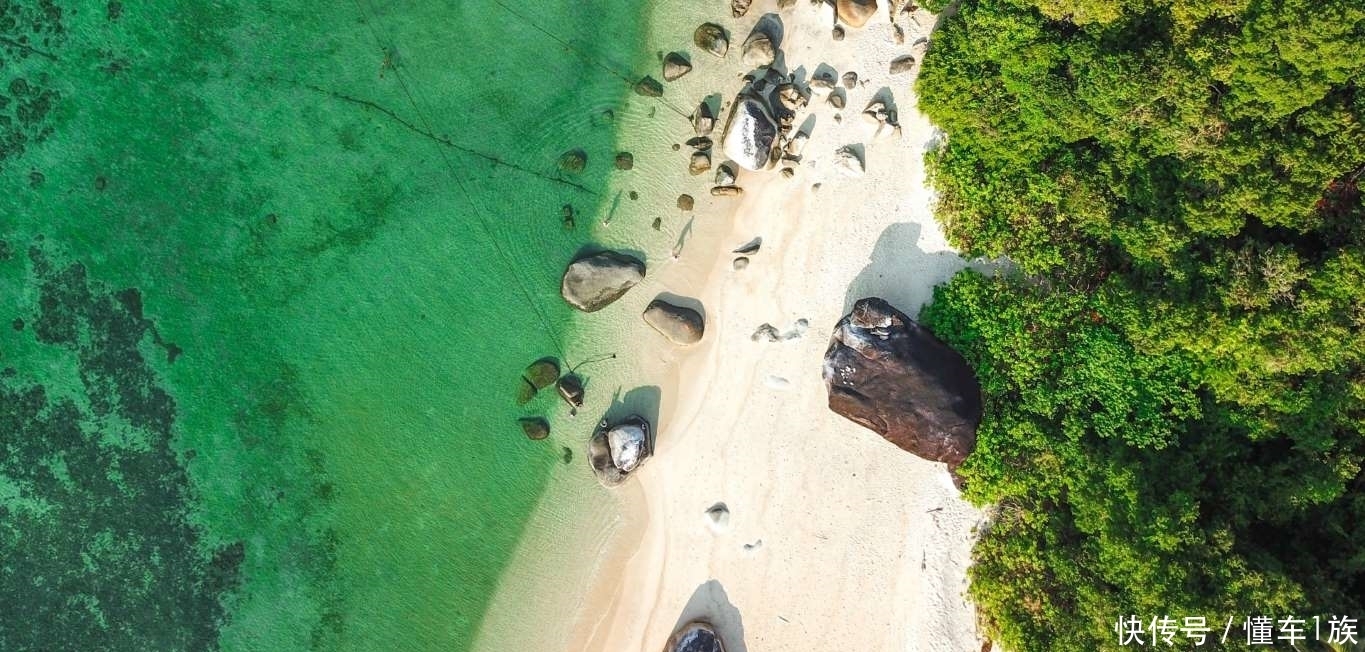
[918,0,1364,649]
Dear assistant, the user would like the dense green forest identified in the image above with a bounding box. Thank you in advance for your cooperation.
[916,0,1364,649]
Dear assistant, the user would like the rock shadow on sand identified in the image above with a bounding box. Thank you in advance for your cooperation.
[671,579,748,652]
[842,222,998,318]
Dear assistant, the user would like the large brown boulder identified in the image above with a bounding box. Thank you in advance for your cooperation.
[822,298,981,479]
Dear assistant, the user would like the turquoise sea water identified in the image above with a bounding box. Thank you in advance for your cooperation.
[0,1,652,650]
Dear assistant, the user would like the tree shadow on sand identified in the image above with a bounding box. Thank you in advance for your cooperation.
[670,579,748,652]
[842,221,999,319]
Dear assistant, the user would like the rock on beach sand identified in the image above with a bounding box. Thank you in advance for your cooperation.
[722,97,778,171]
[643,298,705,345]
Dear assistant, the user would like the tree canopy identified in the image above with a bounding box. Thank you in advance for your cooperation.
[917,0,1363,648]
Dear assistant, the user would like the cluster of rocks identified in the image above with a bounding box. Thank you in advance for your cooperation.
[588,415,653,486]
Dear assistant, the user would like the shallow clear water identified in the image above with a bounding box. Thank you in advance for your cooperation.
[0,1,652,650]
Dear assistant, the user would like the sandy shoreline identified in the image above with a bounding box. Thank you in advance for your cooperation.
[564,3,988,651]
[473,3,989,651]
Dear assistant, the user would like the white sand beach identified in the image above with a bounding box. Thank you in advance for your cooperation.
[476,3,990,651]
[570,2,989,651]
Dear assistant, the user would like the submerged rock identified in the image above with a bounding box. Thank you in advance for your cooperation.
[694,23,729,58]
[731,0,753,18]
[822,298,982,482]
[722,97,778,171]
[558,149,587,174]
[518,417,550,441]
[615,151,634,170]
[523,358,560,390]
[666,621,726,652]
[664,52,693,81]
[515,378,537,405]
[561,250,646,312]
[677,194,696,211]
[643,298,705,345]
[634,76,664,97]
[588,415,653,486]
[842,71,859,89]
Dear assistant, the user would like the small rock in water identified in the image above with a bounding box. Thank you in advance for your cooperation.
[781,167,795,179]
[663,52,693,81]
[634,76,664,97]
[694,23,729,58]
[677,194,695,211]
[557,374,585,409]
[689,151,712,176]
[842,71,858,89]
[615,152,634,170]
[515,378,537,405]
[714,162,737,186]
[731,0,753,17]
[561,446,573,464]
[643,298,705,345]
[628,190,639,200]
[743,538,764,552]
[742,31,777,67]
[704,502,731,532]
[692,102,716,136]
[828,93,846,109]
[711,185,744,197]
[559,149,587,174]
[889,54,916,75]
[733,256,750,270]
[518,417,550,441]
[561,204,576,230]
[652,217,663,230]
[832,26,845,41]
[523,358,560,390]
